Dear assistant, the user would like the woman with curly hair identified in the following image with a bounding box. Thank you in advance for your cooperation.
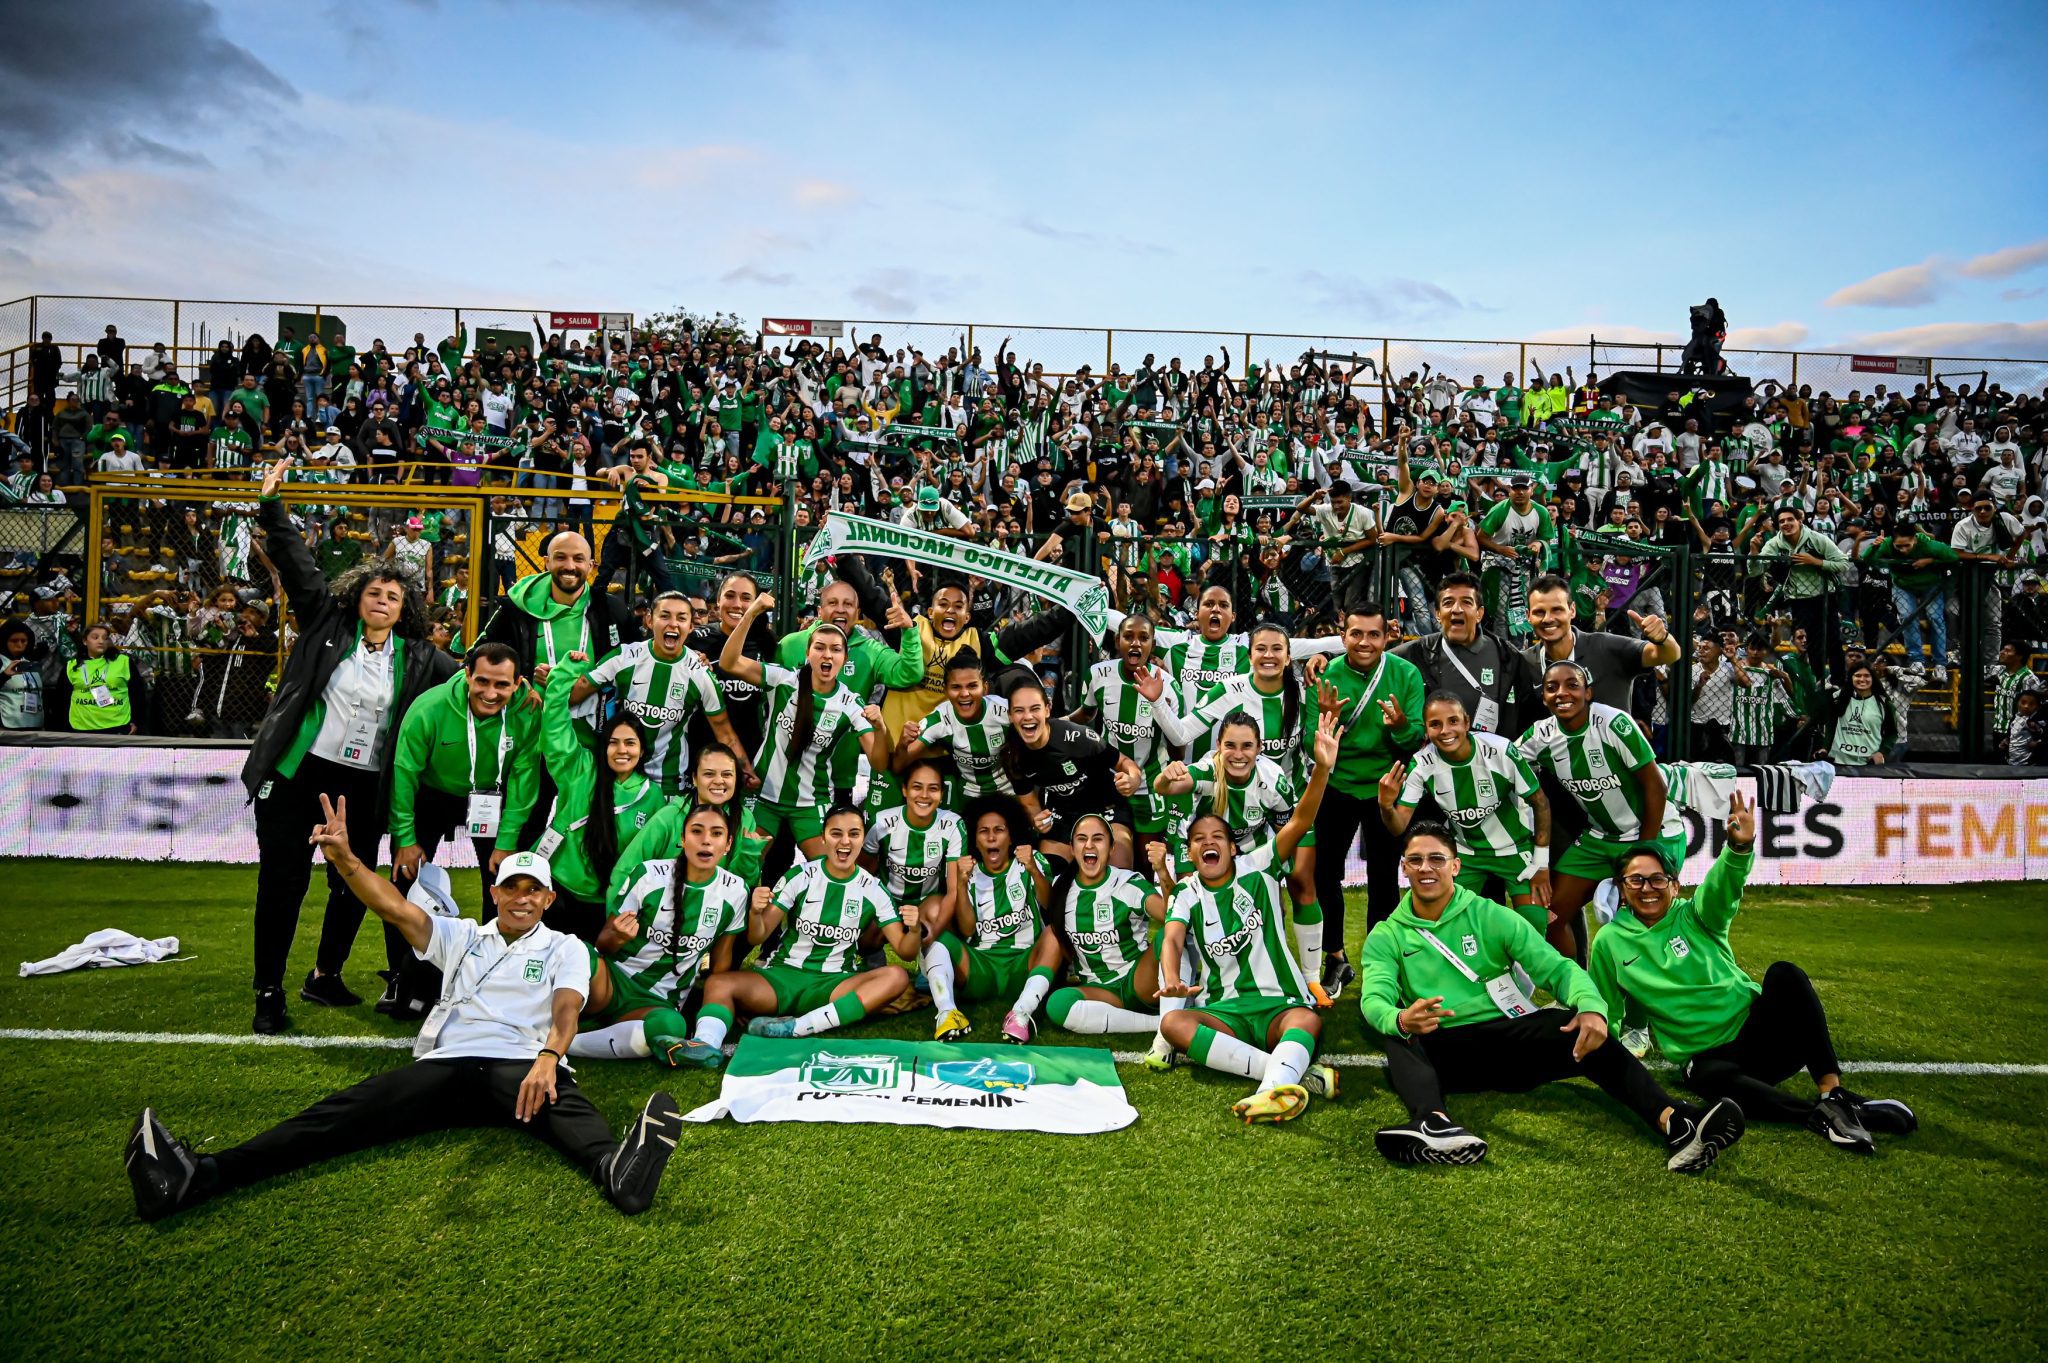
[240,458,459,1036]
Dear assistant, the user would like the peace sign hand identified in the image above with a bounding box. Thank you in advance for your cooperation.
[308,793,353,867]
[1378,761,1406,808]
[1377,692,1406,729]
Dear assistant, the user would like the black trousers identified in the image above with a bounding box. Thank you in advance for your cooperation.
[251,756,386,991]
[1312,784,1401,951]
[545,887,605,944]
[1682,961,1839,1123]
[1374,1009,1676,1131]
[208,1057,616,1192]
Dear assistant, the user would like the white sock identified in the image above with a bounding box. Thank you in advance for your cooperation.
[792,1000,843,1038]
[694,1012,730,1049]
[1260,1038,1311,1094]
[1061,999,1160,1034]
[568,1020,652,1059]
[922,941,957,1013]
[1195,1030,1269,1080]
[1012,971,1053,1019]
[1293,916,1324,980]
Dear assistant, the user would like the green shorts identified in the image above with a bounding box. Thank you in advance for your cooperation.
[751,962,853,1016]
[753,799,827,845]
[1133,784,1174,836]
[1558,830,1685,885]
[1078,966,1148,1010]
[958,943,1032,1003]
[599,959,672,1017]
[1189,994,1307,1047]
[1455,855,1533,903]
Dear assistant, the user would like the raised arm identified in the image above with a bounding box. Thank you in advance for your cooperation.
[719,594,773,685]
[309,794,432,953]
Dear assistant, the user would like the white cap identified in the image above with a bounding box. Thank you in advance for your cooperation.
[404,862,461,918]
[493,850,553,890]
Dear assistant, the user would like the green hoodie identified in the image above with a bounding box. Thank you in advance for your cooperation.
[388,670,542,851]
[1857,532,1959,593]
[1588,844,1759,1065]
[508,571,607,673]
[774,624,925,703]
[538,662,666,900]
[1359,883,1607,1038]
[606,795,769,911]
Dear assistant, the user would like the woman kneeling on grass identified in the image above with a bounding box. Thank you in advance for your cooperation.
[1043,813,1166,1036]
[670,804,920,1068]
[573,804,751,1065]
[1155,712,1343,1125]
[1589,789,1916,1154]
[922,795,1063,1044]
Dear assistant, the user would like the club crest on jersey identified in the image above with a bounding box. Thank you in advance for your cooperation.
[1061,761,1076,775]
[1461,934,1478,956]
[1671,936,1691,959]
[1479,667,1495,685]
[523,958,544,982]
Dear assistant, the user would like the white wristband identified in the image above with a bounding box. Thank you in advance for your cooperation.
[1532,845,1549,871]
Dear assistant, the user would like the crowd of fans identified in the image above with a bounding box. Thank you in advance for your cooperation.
[5,314,2047,762]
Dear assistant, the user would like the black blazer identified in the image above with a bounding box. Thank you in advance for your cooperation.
[240,497,457,801]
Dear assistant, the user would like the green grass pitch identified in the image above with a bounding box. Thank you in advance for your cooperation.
[0,859,2042,1360]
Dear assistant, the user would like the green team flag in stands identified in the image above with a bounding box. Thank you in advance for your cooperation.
[682,1037,1138,1133]
[803,511,1111,637]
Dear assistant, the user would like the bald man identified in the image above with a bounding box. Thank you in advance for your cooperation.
[480,529,643,724]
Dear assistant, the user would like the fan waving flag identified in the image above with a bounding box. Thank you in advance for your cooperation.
[682,1038,1138,1134]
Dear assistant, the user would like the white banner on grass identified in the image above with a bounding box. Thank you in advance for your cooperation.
[1,746,2044,885]
[682,1038,1137,1134]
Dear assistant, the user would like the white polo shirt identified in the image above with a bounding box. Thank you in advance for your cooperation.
[415,915,591,1062]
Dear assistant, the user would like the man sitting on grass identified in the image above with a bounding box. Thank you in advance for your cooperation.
[1359,822,1747,1173]
[1590,790,1917,1153]
[123,796,685,1220]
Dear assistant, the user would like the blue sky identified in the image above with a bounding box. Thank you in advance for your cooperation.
[4,0,2046,358]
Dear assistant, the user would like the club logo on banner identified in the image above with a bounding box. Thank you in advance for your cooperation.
[683,1038,1138,1133]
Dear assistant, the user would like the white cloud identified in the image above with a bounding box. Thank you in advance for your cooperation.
[792,178,857,208]
[1833,320,2048,359]
[1823,262,1941,309]
[631,144,755,190]
[1298,271,1473,323]
[1725,321,1809,348]
[1959,239,2048,280]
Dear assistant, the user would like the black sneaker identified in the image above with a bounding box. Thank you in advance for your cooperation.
[1665,1098,1746,1173]
[1320,953,1356,1001]
[1374,1116,1488,1166]
[1838,1088,1918,1135]
[252,987,289,1035]
[125,1108,202,1221]
[372,969,401,1016]
[601,1091,683,1216]
[1807,1089,1874,1153]
[300,970,363,1008]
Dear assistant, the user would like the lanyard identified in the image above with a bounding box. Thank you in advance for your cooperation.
[1439,638,1491,695]
[540,610,589,666]
[1343,654,1389,730]
[1414,926,1481,983]
[465,706,513,794]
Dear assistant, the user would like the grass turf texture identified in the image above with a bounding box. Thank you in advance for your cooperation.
[0,860,2042,1361]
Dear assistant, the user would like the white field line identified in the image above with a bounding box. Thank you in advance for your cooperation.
[1,1028,2043,1076]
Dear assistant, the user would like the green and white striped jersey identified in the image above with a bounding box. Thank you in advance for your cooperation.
[1083,659,1188,771]
[1730,672,1788,747]
[1516,703,1682,842]
[1397,733,1539,867]
[1183,753,1295,852]
[1142,620,1340,734]
[607,860,749,1002]
[1188,674,1312,779]
[766,860,899,975]
[915,695,1013,796]
[754,663,873,808]
[1061,868,1157,986]
[585,642,726,797]
[863,806,964,903]
[965,850,1049,954]
[1167,844,1310,1007]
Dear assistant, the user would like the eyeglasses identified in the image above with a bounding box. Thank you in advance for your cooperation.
[1400,853,1453,869]
[1622,873,1672,891]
